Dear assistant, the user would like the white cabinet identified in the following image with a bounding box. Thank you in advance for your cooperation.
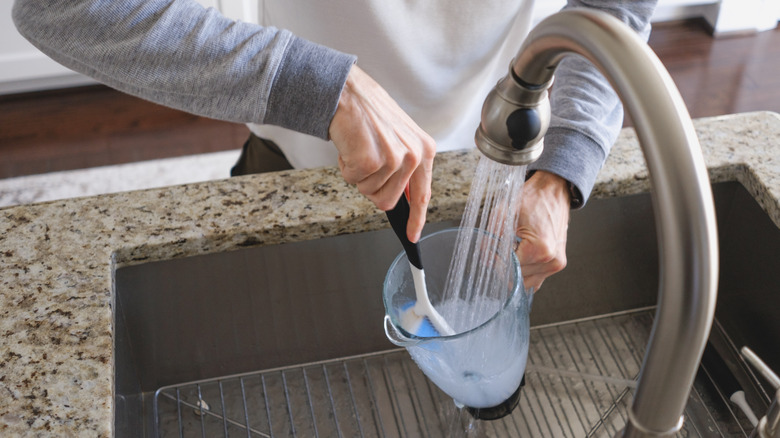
[705,0,780,35]
[653,0,780,35]
[0,1,96,93]
[533,0,779,34]
[0,0,257,95]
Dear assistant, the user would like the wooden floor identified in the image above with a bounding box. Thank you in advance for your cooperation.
[1,19,779,180]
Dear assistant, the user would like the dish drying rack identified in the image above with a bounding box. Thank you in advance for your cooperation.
[154,309,748,437]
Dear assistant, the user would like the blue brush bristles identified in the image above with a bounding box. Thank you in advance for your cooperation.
[399,301,441,338]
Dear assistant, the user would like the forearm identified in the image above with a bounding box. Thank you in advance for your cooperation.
[12,0,355,139]
[528,0,658,207]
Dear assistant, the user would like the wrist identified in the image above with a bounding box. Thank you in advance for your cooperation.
[527,170,576,208]
[329,64,375,141]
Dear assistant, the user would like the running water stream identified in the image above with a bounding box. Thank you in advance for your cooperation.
[427,156,529,435]
[441,155,528,332]
[392,155,530,433]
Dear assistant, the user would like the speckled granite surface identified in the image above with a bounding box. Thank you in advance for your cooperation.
[1,111,778,436]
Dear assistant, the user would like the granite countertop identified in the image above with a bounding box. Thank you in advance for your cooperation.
[1,111,779,436]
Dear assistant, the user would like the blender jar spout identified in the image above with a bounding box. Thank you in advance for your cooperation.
[383,315,421,347]
[477,8,719,437]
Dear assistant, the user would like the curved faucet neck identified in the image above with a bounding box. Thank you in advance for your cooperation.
[494,8,720,437]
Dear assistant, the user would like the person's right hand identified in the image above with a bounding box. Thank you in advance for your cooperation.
[329,64,436,243]
[514,171,571,292]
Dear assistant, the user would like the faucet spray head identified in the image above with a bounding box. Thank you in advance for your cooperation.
[475,67,552,166]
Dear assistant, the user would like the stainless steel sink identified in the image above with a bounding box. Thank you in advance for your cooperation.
[114,181,780,437]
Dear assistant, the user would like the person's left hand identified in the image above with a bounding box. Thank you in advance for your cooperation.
[514,171,571,291]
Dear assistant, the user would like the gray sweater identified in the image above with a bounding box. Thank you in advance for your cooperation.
[12,0,657,206]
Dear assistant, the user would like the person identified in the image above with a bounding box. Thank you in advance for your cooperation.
[12,0,657,291]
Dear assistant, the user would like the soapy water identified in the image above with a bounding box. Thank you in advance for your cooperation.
[407,297,529,408]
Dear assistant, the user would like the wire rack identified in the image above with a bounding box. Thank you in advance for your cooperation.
[154,309,730,437]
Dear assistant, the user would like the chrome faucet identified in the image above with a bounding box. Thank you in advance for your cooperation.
[476,9,720,437]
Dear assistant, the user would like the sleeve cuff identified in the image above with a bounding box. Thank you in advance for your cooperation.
[263,36,357,140]
[528,127,607,208]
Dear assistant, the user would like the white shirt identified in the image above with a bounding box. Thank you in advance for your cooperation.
[248,0,537,169]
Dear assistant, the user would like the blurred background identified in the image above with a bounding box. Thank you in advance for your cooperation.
[1,0,779,207]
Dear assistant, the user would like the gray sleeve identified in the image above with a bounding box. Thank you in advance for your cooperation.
[12,0,356,140]
[528,0,658,207]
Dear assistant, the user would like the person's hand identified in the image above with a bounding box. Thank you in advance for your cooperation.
[515,171,571,291]
[329,65,435,243]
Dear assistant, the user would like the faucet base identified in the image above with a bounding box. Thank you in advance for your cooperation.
[621,410,684,438]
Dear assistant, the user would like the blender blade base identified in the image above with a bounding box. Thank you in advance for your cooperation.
[465,374,526,421]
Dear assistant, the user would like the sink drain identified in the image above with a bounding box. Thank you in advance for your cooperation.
[193,398,210,417]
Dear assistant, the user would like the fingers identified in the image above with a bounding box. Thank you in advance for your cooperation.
[352,135,418,210]
[515,237,567,291]
[330,65,435,237]
[514,171,572,292]
[405,152,434,242]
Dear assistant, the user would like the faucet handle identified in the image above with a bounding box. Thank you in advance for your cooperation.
[741,347,780,438]
[742,347,780,390]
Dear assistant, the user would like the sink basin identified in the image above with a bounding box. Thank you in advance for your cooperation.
[114,181,780,437]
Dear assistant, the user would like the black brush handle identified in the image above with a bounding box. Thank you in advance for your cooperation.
[386,194,423,270]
